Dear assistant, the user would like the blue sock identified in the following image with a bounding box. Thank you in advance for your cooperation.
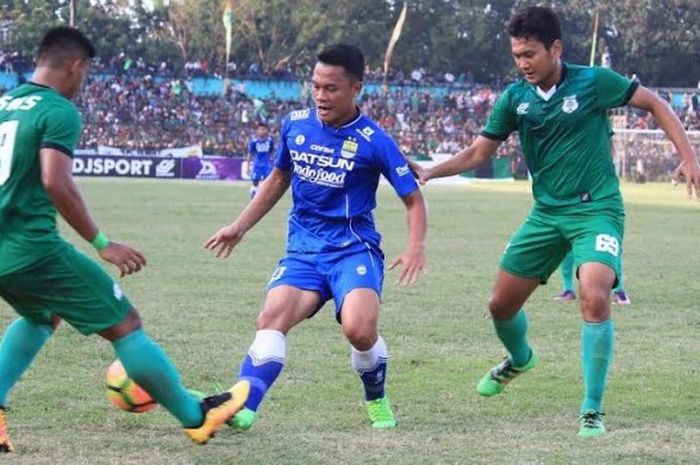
[560,251,575,292]
[112,329,203,427]
[238,330,286,411]
[493,309,532,367]
[580,319,614,413]
[0,318,53,406]
[351,336,389,401]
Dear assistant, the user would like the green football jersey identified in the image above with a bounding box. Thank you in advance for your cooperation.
[483,64,637,211]
[0,82,82,275]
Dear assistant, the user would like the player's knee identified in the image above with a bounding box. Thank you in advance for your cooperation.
[344,326,376,351]
[488,295,517,320]
[579,289,610,321]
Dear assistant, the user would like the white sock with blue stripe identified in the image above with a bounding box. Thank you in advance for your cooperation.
[238,329,286,411]
[351,335,388,401]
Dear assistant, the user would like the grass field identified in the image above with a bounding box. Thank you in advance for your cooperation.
[1,178,699,465]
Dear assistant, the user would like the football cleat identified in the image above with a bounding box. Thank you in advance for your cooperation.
[554,290,576,301]
[477,351,539,397]
[366,397,397,429]
[184,380,250,444]
[578,411,606,438]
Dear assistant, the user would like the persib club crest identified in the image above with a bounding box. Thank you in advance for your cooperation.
[562,95,579,113]
[341,139,358,159]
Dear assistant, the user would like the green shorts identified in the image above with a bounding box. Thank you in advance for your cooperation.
[500,206,624,284]
[0,243,132,335]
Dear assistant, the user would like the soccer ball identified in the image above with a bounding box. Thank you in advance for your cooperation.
[105,359,158,413]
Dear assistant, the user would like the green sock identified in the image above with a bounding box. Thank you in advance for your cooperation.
[580,319,614,413]
[112,329,203,427]
[614,255,625,292]
[0,318,53,406]
[493,309,532,367]
[560,251,575,292]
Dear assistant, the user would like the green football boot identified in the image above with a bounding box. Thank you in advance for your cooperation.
[578,411,606,438]
[476,351,539,397]
[366,397,397,429]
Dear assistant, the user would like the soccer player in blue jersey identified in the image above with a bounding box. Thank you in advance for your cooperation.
[411,6,699,437]
[205,44,427,431]
[246,122,275,199]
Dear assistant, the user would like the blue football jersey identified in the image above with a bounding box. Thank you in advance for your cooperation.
[248,136,274,169]
[275,108,418,254]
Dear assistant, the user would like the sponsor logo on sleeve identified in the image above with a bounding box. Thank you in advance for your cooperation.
[290,109,311,120]
[356,126,375,141]
[295,134,306,145]
[395,164,410,176]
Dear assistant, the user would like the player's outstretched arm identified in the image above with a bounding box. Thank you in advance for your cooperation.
[204,167,291,258]
[388,189,427,285]
[628,86,700,200]
[40,149,146,277]
[409,136,501,184]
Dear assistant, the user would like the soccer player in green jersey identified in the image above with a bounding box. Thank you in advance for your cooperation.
[411,6,700,437]
[0,27,248,452]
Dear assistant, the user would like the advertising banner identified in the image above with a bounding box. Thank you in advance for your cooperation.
[181,156,242,181]
[72,155,181,179]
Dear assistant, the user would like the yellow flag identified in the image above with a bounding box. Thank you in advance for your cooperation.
[383,2,408,81]
[589,10,599,66]
[222,0,234,64]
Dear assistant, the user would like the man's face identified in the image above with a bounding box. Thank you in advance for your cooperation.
[510,37,562,87]
[312,62,361,126]
[256,125,268,138]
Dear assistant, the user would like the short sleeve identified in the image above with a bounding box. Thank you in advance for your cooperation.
[274,117,292,171]
[481,88,516,140]
[594,67,638,110]
[374,133,418,198]
[39,102,82,157]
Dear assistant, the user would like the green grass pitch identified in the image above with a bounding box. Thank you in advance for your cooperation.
[1,178,698,465]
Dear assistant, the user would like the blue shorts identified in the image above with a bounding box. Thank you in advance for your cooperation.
[267,249,384,322]
[252,166,271,183]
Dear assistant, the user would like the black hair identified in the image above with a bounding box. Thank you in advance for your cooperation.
[317,44,364,82]
[507,6,562,49]
[37,26,96,66]
[256,121,269,128]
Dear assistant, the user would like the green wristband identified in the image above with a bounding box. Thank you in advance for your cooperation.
[91,231,110,251]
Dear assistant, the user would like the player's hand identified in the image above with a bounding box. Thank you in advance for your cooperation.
[204,223,245,258]
[677,160,700,200]
[388,245,426,285]
[407,159,430,185]
[99,241,147,278]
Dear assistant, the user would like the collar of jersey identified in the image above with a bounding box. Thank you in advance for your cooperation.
[315,106,363,129]
[534,62,568,102]
[27,81,52,90]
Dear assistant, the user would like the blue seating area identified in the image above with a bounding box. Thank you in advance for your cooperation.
[0,71,694,109]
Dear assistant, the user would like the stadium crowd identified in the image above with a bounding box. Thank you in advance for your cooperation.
[1,49,699,180]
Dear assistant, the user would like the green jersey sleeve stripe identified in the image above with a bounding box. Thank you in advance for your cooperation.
[40,142,74,158]
[620,81,640,106]
[481,130,509,141]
